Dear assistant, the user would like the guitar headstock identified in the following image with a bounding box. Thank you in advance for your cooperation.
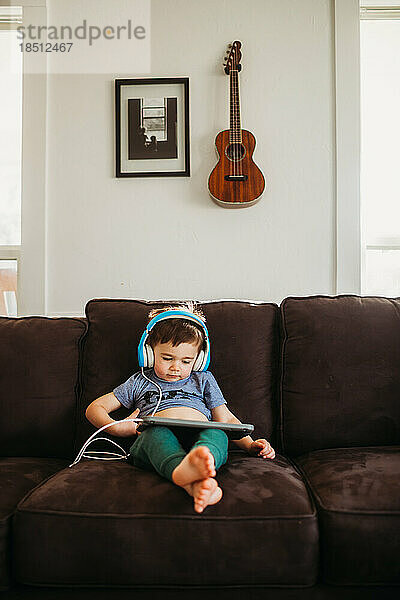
[223,40,242,75]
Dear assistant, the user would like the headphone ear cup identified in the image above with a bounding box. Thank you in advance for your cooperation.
[145,344,154,368]
[193,350,204,372]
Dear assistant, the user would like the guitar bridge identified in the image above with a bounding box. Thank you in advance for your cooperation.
[224,175,248,182]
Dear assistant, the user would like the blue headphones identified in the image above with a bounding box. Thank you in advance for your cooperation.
[137,310,210,371]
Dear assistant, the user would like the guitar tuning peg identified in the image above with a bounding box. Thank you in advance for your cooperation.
[228,44,232,48]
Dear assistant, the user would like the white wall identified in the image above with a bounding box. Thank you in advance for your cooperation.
[45,0,335,316]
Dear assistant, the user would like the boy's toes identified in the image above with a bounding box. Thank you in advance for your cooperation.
[192,478,221,513]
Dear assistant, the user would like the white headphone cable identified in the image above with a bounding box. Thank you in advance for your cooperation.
[140,366,163,416]
[69,368,164,467]
[68,419,143,467]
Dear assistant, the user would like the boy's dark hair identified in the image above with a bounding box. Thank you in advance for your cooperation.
[147,301,206,352]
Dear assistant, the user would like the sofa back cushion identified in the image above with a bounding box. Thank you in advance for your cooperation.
[76,299,279,452]
[280,295,400,456]
[0,317,87,458]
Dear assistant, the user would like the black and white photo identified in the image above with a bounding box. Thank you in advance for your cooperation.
[115,77,190,177]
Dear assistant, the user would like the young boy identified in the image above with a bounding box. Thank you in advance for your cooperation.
[85,303,275,514]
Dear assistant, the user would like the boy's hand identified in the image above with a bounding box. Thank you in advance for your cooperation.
[111,408,141,437]
[249,439,275,459]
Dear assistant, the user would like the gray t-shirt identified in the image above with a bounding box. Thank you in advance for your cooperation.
[113,368,227,420]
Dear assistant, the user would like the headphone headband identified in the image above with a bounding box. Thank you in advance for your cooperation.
[146,311,208,333]
[138,310,210,371]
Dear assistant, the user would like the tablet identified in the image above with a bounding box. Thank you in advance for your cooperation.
[138,416,254,440]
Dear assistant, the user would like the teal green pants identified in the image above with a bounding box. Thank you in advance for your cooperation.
[128,426,229,481]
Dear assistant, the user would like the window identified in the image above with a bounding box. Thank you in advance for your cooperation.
[0,260,17,317]
[360,5,400,296]
[141,97,167,141]
[0,6,22,315]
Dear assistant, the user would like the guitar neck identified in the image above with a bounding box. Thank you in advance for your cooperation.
[229,70,242,143]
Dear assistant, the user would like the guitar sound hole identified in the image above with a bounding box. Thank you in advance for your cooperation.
[225,143,246,161]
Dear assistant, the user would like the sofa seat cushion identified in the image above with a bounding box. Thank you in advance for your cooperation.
[294,446,400,585]
[0,457,69,591]
[13,454,318,588]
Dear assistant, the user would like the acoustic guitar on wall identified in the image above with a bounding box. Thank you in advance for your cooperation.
[208,41,265,208]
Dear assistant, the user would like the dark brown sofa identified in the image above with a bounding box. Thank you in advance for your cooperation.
[1,296,399,599]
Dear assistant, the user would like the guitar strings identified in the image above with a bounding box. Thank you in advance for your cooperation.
[233,65,241,179]
[232,67,236,179]
[236,68,240,178]
[231,67,235,179]
[231,62,235,179]
[231,67,233,179]
[236,65,242,178]
[234,68,237,177]
[235,67,239,177]
[234,68,236,179]
[229,47,242,182]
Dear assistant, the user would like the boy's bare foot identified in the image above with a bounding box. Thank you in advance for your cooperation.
[183,478,223,513]
[172,446,216,487]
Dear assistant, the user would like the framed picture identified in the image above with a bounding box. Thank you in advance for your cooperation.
[115,77,190,178]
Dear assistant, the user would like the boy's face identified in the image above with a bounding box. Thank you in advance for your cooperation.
[153,340,200,381]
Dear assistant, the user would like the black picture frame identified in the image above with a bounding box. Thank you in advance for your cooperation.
[115,77,190,178]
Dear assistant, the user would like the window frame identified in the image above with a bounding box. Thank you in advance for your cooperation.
[334,0,361,294]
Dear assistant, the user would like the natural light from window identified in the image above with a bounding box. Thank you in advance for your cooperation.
[360,16,400,296]
[0,259,17,317]
[0,29,22,245]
